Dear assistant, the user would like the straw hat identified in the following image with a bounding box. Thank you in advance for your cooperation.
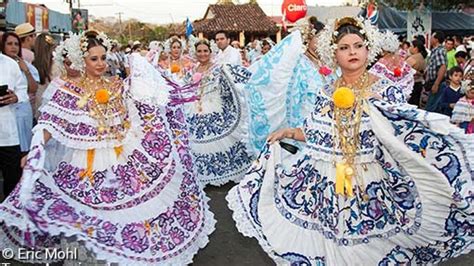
[15,23,36,38]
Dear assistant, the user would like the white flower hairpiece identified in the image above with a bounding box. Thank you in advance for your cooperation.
[290,17,319,50]
[209,40,219,56]
[188,36,215,58]
[53,32,85,73]
[187,35,199,57]
[79,30,112,58]
[380,30,399,53]
[54,31,112,73]
[317,16,383,69]
[164,36,185,56]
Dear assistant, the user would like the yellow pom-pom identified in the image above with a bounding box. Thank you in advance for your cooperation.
[95,89,110,104]
[170,64,181,73]
[333,87,355,109]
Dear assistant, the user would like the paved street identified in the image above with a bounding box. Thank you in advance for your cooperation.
[0,180,472,265]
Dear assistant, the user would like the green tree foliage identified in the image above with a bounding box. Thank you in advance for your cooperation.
[90,18,171,45]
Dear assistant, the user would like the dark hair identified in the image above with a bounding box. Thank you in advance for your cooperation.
[414,34,425,45]
[453,35,462,43]
[170,38,182,49]
[455,50,468,59]
[411,39,427,58]
[448,66,463,77]
[132,43,141,52]
[445,37,454,44]
[215,30,229,39]
[1,32,22,58]
[402,41,410,48]
[433,31,445,44]
[308,16,325,35]
[83,31,107,52]
[335,24,365,44]
[33,33,55,84]
[194,39,211,51]
[261,40,271,48]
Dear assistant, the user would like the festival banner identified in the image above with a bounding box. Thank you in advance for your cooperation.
[72,8,88,34]
[407,9,431,45]
[25,4,48,32]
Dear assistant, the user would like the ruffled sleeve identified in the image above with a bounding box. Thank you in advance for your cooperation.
[126,53,170,106]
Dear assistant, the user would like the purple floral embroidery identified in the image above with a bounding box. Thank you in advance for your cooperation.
[142,131,172,161]
[46,199,80,223]
[96,222,118,246]
[174,200,200,231]
[100,187,119,204]
[114,163,141,196]
[131,150,148,164]
[169,227,186,245]
[121,223,149,253]
[53,162,81,189]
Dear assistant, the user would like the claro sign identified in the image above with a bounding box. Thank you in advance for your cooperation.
[281,0,307,23]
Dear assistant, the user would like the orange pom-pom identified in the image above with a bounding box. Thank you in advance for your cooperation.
[95,89,110,104]
[170,64,181,73]
[333,87,355,109]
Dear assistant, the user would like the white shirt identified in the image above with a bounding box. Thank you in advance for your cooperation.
[0,54,28,146]
[216,45,242,66]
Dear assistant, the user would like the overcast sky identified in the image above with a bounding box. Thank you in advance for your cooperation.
[22,0,345,24]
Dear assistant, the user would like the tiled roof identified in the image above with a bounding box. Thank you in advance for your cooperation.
[193,3,278,34]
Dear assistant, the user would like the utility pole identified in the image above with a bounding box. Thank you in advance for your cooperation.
[116,12,123,35]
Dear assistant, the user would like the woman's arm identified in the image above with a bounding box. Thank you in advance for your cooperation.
[17,58,38,94]
[267,127,305,144]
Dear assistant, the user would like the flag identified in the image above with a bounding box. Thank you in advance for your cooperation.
[366,3,378,25]
[185,17,193,37]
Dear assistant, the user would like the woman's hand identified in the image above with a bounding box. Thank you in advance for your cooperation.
[15,56,29,73]
[0,90,18,105]
[267,128,293,144]
[20,155,28,168]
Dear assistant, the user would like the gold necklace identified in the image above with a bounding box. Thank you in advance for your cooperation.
[332,70,370,199]
[77,75,130,141]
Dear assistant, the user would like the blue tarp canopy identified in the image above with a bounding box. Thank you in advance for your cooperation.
[6,0,71,33]
[362,3,474,35]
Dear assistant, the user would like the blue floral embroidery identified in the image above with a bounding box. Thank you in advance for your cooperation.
[193,141,253,179]
[187,66,248,143]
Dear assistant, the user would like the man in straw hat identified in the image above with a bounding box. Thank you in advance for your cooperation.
[14,23,37,63]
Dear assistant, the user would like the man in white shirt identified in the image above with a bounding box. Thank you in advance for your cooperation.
[0,53,28,199]
[215,31,242,66]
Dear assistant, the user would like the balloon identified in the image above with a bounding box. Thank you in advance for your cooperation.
[281,0,307,23]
